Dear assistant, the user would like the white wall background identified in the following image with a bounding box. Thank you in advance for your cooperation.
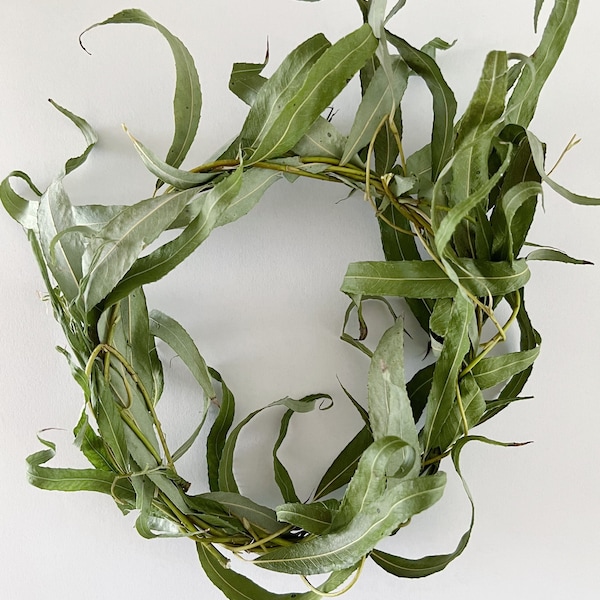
[1,1,599,598]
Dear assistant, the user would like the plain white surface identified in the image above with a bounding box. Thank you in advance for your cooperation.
[1,1,599,598]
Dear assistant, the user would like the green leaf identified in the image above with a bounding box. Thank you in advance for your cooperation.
[368,319,420,478]
[149,309,215,401]
[248,24,377,163]
[334,437,417,529]
[73,410,114,471]
[37,180,81,301]
[241,34,331,150]
[447,51,508,259]
[525,247,592,265]
[481,290,541,423]
[292,118,349,160]
[27,434,135,507]
[95,380,129,471]
[219,393,331,494]
[0,171,42,230]
[81,188,192,311]
[314,425,373,500]
[254,473,446,575]
[199,492,281,534]
[104,167,244,307]
[49,99,98,176]
[506,0,579,127]
[534,0,546,32]
[125,128,216,190]
[524,129,600,206]
[406,363,435,423]
[491,181,543,261]
[273,410,300,503]
[197,544,356,600]
[229,48,269,106]
[471,348,540,390]
[206,369,236,492]
[341,57,409,165]
[386,32,457,180]
[378,206,434,331]
[82,9,201,170]
[276,499,339,535]
[342,258,530,299]
[422,292,474,454]
[434,374,485,453]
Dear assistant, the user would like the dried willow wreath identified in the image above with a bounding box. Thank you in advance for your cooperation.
[2,0,598,597]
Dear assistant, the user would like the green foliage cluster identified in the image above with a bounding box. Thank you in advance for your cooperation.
[2,0,597,597]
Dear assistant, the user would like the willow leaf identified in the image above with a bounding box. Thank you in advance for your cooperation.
[197,544,355,600]
[149,309,215,401]
[81,189,193,311]
[249,25,377,163]
[254,473,446,575]
[73,410,114,472]
[422,292,474,454]
[104,167,243,307]
[49,99,98,175]
[125,128,216,190]
[378,206,433,331]
[199,492,281,534]
[0,171,42,230]
[277,500,339,535]
[525,247,592,264]
[219,394,331,494]
[207,369,235,492]
[292,118,348,161]
[342,258,530,299]
[273,410,300,503]
[534,0,546,31]
[386,32,457,180]
[471,348,540,390]
[491,181,543,261]
[481,291,540,423]
[82,9,201,170]
[314,425,373,500]
[449,51,508,258]
[229,48,269,106]
[368,319,420,478]
[26,436,135,506]
[37,180,81,301]
[507,0,579,127]
[341,57,409,165]
[525,129,600,206]
[241,34,331,149]
[334,437,416,529]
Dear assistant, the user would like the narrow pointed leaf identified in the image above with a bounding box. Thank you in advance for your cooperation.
[314,425,373,500]
[386,32,457,180]
[206,370,236,492]
[254,473,446,575]
[471,348,540,390]
[368,319,420,478]
[422,292,474,454]
[104,168,243,307]
[149,309,215,401]
[277,500,339,535]
[273,410,300,503]
[249,25,377,162]
[81,189,193,310]
[49,99,98,175]
[229,48,268,106]
[0,171,42,230]
[507,0,579,127]
[82,9,201,169]
[341,57,409,165]
[241,34,331,149]
[342,258,530,299]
